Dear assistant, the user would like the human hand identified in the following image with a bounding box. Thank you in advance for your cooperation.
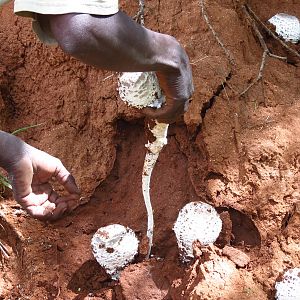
[7,144,80,221]
[45,12,193,123]
[142,51,194,124]
[142,98,189,124]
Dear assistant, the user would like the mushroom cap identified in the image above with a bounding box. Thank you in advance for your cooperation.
[275,268,300,300]
[173,202,222,262]
[268,13,300,44]
[91,224,139,280]
[118,72,164,109]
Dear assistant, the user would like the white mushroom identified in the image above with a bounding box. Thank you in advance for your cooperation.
[275,268,300,300]
[91,224,139,280]
[118,72,169,258]
[142,120,168,258]
[173,201,222,262]
[268,13,300,44]
[118,72,164,109]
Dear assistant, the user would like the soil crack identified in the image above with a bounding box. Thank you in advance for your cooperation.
[200,72,232,120]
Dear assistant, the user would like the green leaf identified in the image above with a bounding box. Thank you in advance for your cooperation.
[11,123,43,135]
[0,175,12,189]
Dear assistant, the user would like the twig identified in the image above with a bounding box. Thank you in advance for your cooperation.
[0,223,5,233]
[240,51,267,97]
[190,55,209,65]
[199,0,235,66]
[269,53,289,60]
[240,6,287,97]
[245,5,300,60]
[56,286,61,298]
[0,241,10,259]
[102,74,114,82]
[133,0,145,26]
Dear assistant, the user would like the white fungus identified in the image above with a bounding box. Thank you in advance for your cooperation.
[118,71,169,258]
[91,224,139,280]
[268,13,300,44]
[275,268,300,300]
[118,72,164,109]
[173,202,222,262]
[142,120,169,258]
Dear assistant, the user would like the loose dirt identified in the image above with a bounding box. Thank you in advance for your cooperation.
[0,0,300,299]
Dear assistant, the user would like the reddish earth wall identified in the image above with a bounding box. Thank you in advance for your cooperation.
[0,0,300,299]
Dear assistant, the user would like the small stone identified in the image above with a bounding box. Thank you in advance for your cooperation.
[222,245,250,267]
[138,236,150,258]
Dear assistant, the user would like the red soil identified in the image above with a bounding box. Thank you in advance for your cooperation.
[1,0,300,299]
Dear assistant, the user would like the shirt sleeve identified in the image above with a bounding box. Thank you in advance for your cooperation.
[0,0,11,7]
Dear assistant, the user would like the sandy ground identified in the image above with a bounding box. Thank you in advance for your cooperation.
[0,0,300,299]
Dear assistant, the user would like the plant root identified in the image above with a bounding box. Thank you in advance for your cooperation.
[240,5,299,97]
[0,240,10,260]
[245,5,300,60]
[199,0,235,66]
[133,0,145,26]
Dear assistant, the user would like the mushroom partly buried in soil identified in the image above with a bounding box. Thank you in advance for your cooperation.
[275,268,300,300]
[173,201,222,263]
[268,13,300,44]
[91,224,139,280]
[118,71,169,258]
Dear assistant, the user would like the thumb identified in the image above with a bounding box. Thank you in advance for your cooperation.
[53,160,80,195]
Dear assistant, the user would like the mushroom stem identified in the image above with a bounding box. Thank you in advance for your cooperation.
[142,121,169,258]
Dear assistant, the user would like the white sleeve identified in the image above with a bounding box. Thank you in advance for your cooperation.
[0,0,11,7]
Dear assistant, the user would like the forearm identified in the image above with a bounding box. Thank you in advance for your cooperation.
[47,12,181,71]
[0,131,26,171]
[45,11,193,101]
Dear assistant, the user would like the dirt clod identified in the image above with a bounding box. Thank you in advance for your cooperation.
[222,245,251,268]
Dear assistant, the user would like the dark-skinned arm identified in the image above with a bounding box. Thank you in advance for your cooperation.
[0,131,80,220]
[39,11,194,123]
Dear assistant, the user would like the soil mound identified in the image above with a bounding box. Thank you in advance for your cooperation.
[1,0,300,299]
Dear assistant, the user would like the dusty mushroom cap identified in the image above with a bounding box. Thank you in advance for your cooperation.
[91,224,139,280]
[118,72,164,109]
[275,268,300,300]
[268,13,300,44]
[173,202,222,262]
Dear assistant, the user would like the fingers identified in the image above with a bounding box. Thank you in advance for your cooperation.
[28,150,80,220]
[9,144,81,221]
[22,193,80,221]
[54,194,80,211]
[142,98,186,123]
[26,201,67,221]
[17,181,80,221]
[17,183,56,207]
[53,161,80,195]
[28,146,80,196]
[26,202,57,220]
